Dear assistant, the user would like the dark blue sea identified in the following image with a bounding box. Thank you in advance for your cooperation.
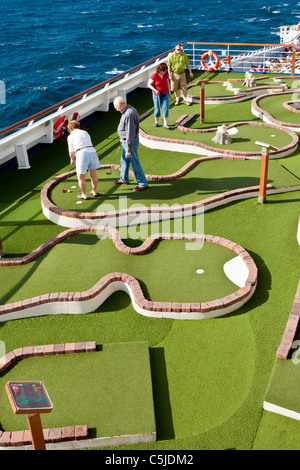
[0,0,299,130]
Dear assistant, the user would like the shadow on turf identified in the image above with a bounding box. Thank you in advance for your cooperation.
[149,347,175,441]
[225,250,272,319]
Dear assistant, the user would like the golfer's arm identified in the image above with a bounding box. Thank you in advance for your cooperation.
[69,151,76,164]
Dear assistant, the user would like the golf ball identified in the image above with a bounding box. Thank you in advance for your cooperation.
[68,190,71,193]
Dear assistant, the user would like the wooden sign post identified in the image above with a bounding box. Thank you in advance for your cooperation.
[6,381,53,450]
[255,141,278,204]
[199,79,209,124]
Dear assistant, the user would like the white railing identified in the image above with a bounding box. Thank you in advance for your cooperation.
[0,49,173,168]
[184,42,295,73]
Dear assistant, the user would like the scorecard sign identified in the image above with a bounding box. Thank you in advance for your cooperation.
[6,381,53,414]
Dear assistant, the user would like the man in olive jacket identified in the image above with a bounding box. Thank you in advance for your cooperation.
[168,43,193,106]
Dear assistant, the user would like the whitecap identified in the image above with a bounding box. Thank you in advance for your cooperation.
[74,65,87,69]
[105,68,124,75]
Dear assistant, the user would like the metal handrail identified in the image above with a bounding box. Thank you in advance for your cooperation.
[185,41,298,74]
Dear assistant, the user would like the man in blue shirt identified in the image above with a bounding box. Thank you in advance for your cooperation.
[113,96,149,191]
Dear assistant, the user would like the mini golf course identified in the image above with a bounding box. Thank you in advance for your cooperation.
[0,70,300,449]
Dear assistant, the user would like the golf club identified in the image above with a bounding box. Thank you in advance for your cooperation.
[61,163,75,193]
[106,143,122,175]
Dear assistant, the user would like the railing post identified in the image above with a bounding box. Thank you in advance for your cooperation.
[192,44,195,69]
[291,49,296,76]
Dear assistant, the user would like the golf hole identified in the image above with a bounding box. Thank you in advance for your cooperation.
[71,186,76,189]
[76,200,82,205]
[196,269,204,274]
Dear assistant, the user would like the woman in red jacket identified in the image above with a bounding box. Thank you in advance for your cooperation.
[148,62,172,129]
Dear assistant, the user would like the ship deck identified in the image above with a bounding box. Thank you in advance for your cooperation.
[0,70,300,450]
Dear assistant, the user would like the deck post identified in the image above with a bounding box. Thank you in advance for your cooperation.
[199,79,209,124]
[291,50,296,77]
[255,141,278,204]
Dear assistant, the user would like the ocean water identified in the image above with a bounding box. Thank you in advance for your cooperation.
[0,0,299,130]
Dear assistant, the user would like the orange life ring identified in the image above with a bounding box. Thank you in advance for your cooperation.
[201,51,220,72]
[53,115,69,139]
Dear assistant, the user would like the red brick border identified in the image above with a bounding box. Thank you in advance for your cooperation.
[282,100,300,114]
[252,90,300,130]
[0,425,88,448]
[276,280,300,359]
[172,118,298,159]
[0,341,95,447]
[186,78,285,104]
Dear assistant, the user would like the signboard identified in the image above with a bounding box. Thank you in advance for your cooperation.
[5,381,53,415]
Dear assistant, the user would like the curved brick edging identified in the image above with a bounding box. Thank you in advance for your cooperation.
[40,167,300,228]
[186,79,285,104]
[276,280,300,360]
[0,341,96,448]
[41,172,257,226]
[252,90,300,131]
[172,118,299,159]
[0,227,258,321]
[283,101,300,114]
[139,119,298,159]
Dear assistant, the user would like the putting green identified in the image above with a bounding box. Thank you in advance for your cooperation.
[140,116,294,151]
[0,235,238,306]
[258,92,300,125]
[0,342,156,438]
[49,157,300,214]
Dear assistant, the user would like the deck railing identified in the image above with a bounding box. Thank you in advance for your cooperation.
[0,41,299,169]
[185,42,298,74]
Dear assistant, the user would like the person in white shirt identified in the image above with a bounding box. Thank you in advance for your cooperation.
[67,120,100,200]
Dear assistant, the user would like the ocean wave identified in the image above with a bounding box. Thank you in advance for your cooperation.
[137,24,163,28]
[105,68,125,75]
[0,0,299,129]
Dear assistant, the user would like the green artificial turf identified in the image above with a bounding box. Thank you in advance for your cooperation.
[265,358,300,413]
[50,158,299,214]
[258,92,300,125]
[0,234,238,305]
[1,74,300,450]
[253,411,300,450]
[0,342,156,439]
